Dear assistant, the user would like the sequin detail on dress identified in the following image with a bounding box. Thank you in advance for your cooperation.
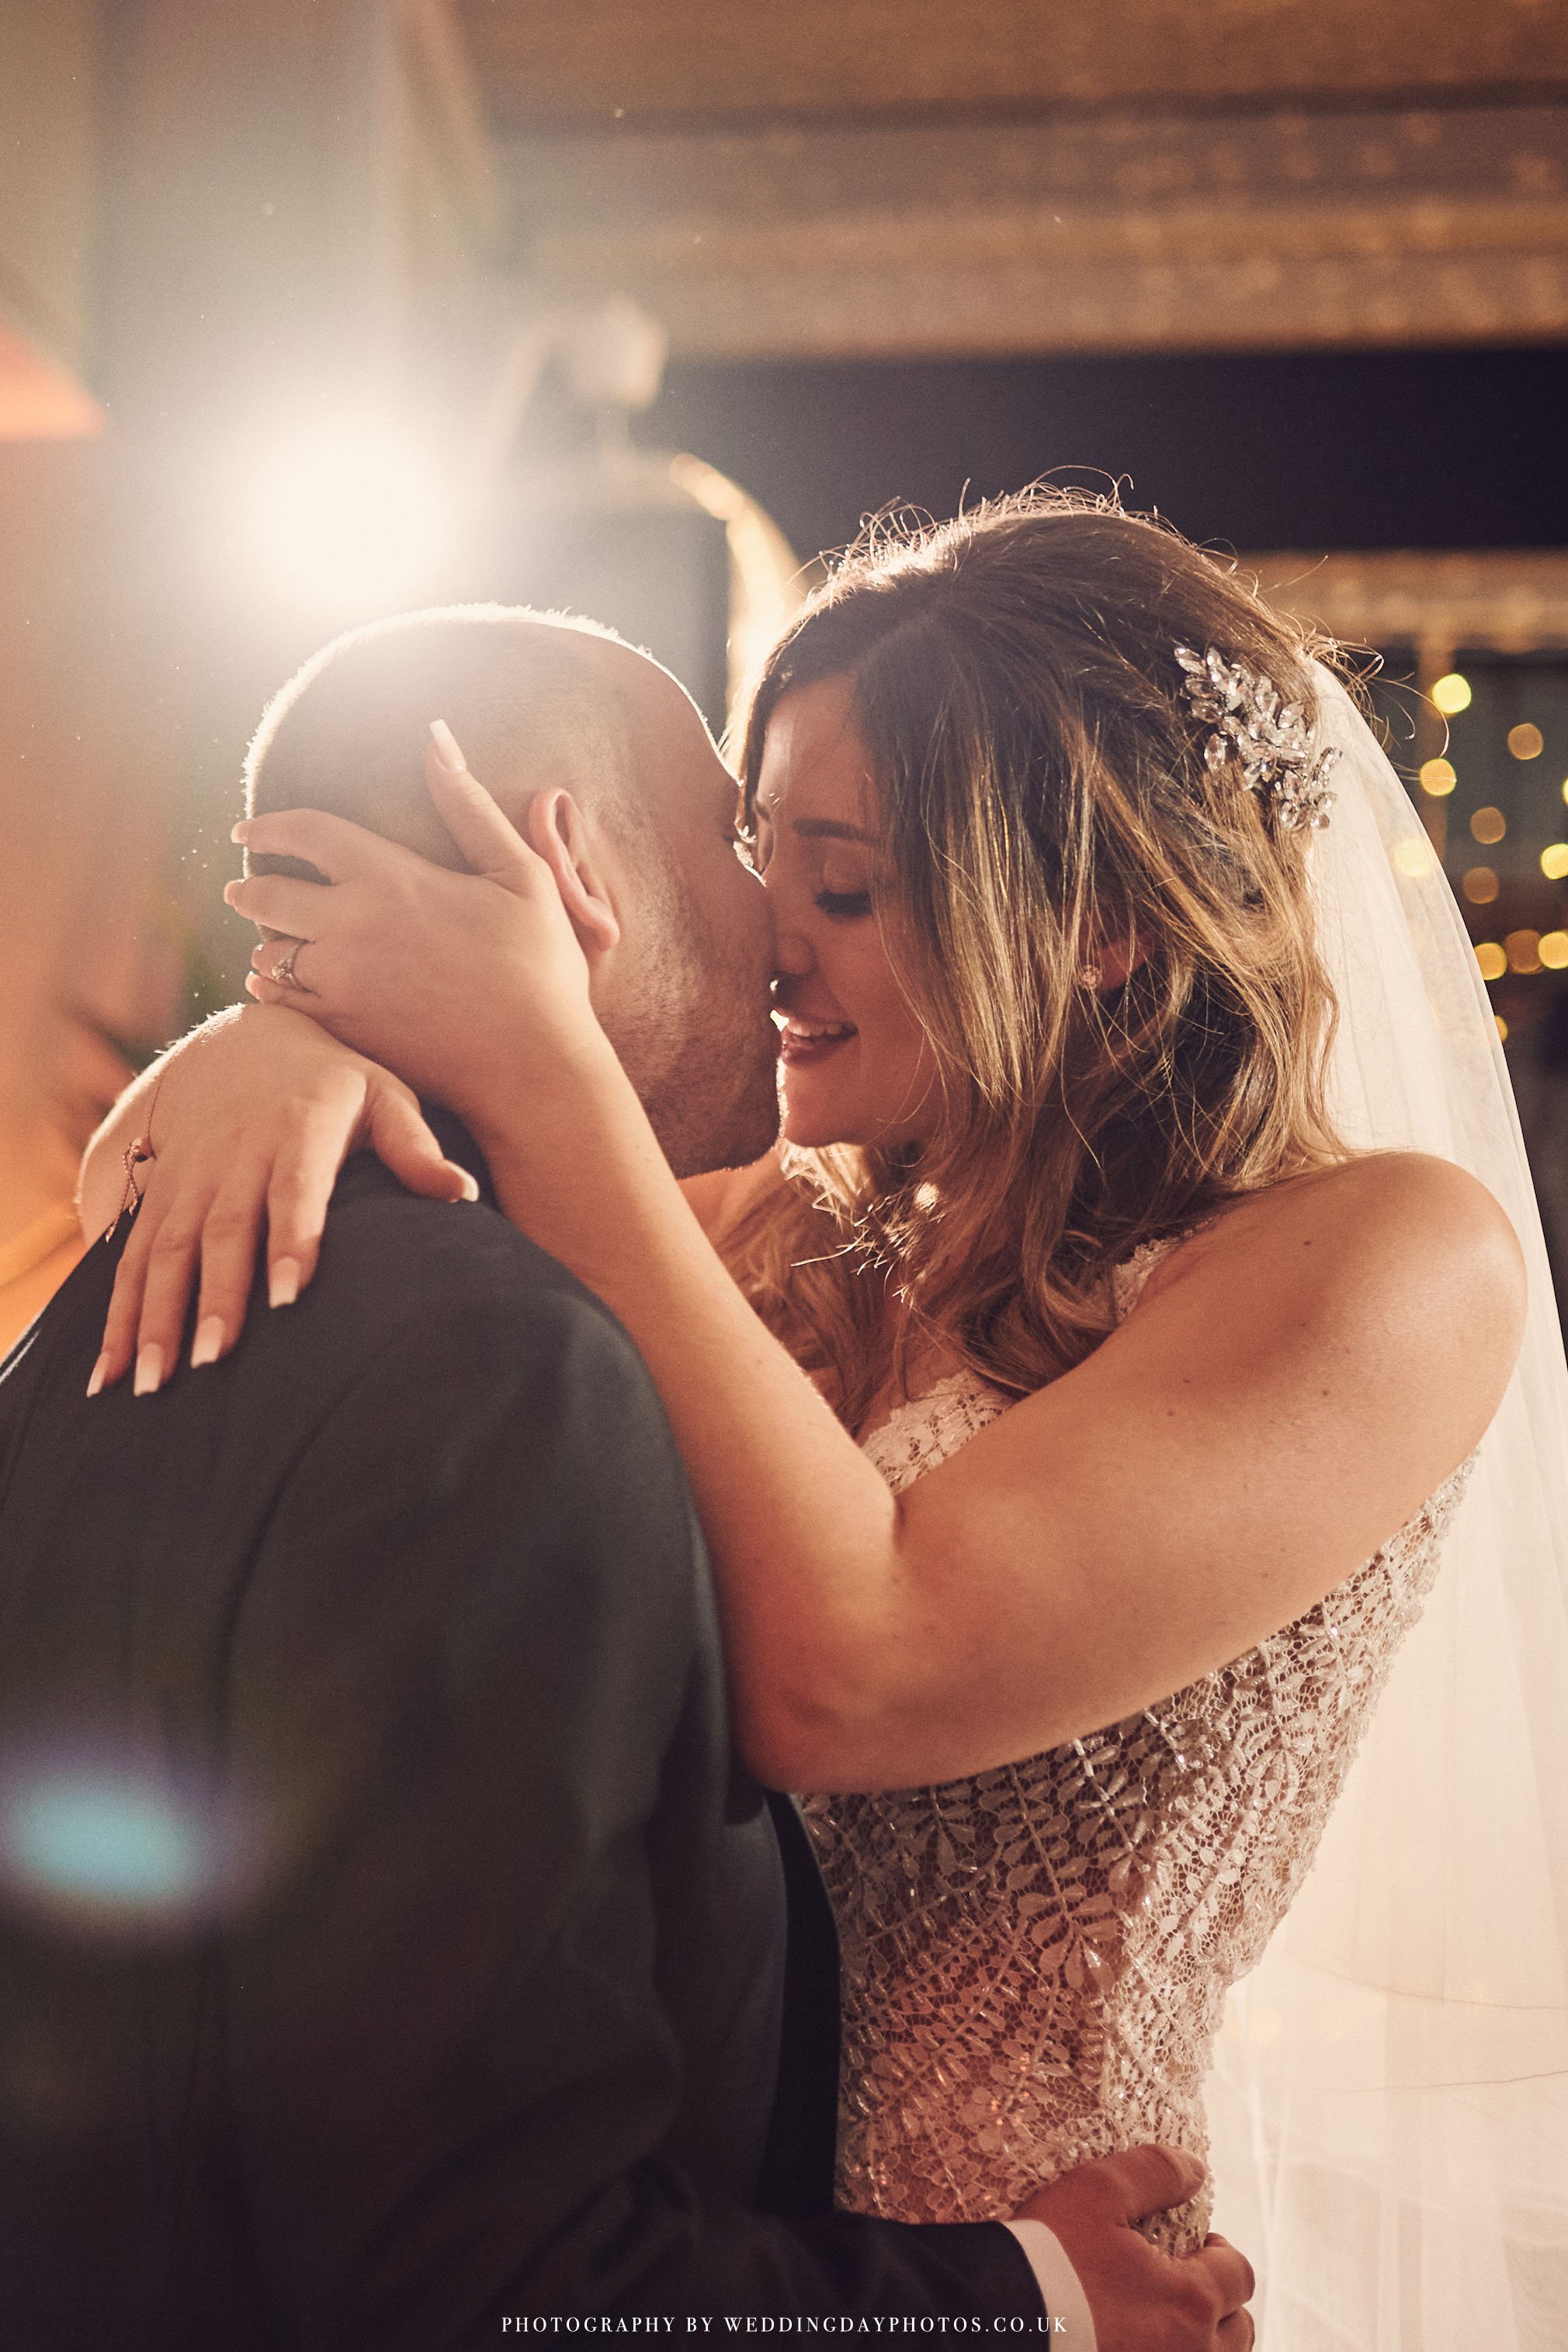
[800,1236,1473,2245]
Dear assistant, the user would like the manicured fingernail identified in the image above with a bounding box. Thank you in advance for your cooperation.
[231,820,252,843]
[455,1171,479,1202]
[269,1258,300,1308]
[428,719,467,775]
[86,1353,110,1399]
[133,1343,165,1396]
[190,1316,225,1369]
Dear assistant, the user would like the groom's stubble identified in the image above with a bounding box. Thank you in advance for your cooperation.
[582,640,781,1180]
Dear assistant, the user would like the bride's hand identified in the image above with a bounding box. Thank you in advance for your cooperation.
[231,727,606,1124]
[92,1004,477,1396]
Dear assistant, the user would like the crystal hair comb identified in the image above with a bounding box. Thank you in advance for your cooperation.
[1174,644,1339,832]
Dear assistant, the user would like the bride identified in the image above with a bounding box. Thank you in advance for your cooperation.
[81,491,1564,2340]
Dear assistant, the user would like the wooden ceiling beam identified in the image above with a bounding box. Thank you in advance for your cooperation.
[457,0,1568,130]
[501,101,1568,358]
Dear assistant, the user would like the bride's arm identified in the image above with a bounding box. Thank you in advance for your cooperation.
[225,768,1527,1795]
[468,1056,1521,1792]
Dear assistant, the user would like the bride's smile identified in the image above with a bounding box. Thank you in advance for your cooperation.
[753,673,944,1153]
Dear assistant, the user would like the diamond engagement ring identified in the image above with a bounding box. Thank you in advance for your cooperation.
[272,941,307,989]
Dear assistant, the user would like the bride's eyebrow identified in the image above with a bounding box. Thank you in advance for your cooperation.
[790,817,874,845]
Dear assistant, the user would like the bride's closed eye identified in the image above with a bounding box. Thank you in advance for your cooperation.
[814,887,873,920]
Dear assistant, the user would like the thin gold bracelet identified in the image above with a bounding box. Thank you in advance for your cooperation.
[106,1061,171,1240]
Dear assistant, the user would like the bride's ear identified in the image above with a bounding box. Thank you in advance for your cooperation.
[1093,935,1146,990]
[1078,902,1147,992]
[523,789,622,957]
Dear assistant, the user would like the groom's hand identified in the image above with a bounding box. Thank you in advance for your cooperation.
[1015,2145,1254,2349]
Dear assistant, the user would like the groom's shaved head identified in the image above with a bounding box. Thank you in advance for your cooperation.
[241,601,782,1177]
[245,604,650,864]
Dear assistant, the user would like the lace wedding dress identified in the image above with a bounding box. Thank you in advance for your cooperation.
[799,1235,1473,2249]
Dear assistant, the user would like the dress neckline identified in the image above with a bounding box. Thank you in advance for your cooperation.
[858,1369,987,1452]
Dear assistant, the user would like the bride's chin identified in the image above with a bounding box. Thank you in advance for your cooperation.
[779,1095,859,1152]
[781,1117,848,1150]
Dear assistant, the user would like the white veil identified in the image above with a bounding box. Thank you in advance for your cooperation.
[1205,668,1568,2347]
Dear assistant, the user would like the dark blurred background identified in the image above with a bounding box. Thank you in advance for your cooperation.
[3,2,1567,1341]
[644,346,1568,564]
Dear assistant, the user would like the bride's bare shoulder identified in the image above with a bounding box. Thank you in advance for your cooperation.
[1160,1150,1526,1376]
[1265,1150,1519,1270]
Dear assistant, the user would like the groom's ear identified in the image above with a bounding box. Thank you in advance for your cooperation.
[523,789,622,959]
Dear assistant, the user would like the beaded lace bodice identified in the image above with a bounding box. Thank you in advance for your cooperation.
[800,1237,1472,2245]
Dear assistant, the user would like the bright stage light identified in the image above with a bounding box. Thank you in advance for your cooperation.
[243,417,450,612]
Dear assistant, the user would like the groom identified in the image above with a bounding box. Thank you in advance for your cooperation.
[0,609,1254,2343]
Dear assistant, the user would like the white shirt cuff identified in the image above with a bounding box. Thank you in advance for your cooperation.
[1001,2220,1099,2348]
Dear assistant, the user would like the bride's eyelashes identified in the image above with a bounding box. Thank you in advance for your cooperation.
[737,799,871,912]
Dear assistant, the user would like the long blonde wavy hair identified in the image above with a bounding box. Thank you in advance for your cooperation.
[722,488,1351,1433]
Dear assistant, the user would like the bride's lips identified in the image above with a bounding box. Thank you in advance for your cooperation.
[777,1015,859,1068]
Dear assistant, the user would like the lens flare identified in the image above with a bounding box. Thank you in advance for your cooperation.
[0,1741,265,1938]
[243,417,451,612]
[9,1777,203,1908]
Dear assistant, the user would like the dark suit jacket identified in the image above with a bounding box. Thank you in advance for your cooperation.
[0,1130,1042,2344]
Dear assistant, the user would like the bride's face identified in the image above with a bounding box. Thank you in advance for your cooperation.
[753,676,944,1152]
